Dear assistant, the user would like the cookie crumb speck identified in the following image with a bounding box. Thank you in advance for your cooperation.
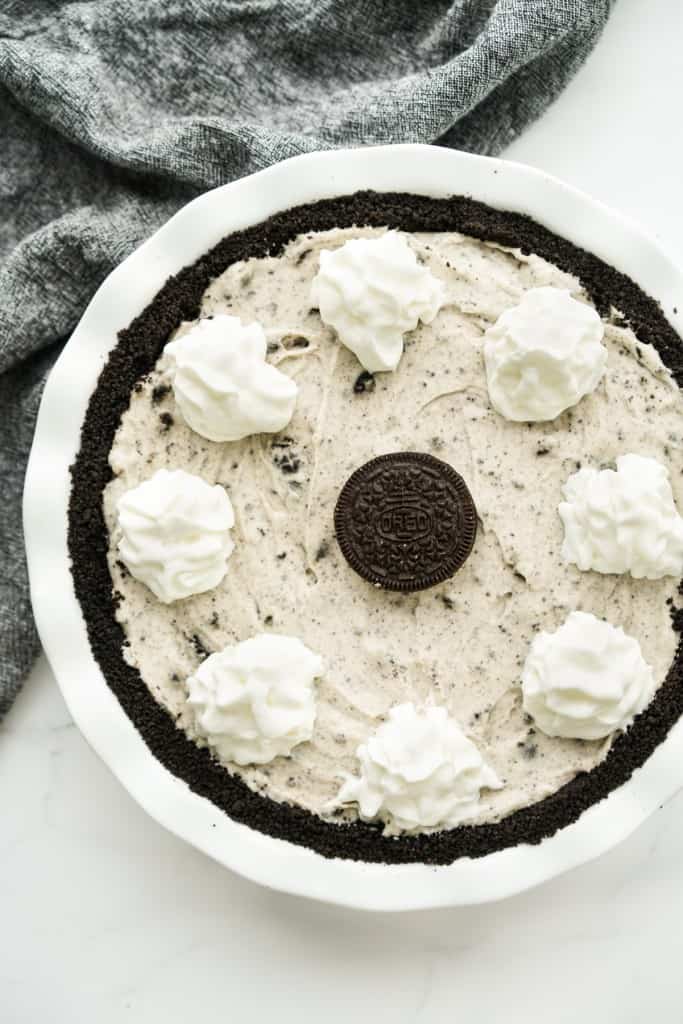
[353,370,376,394]
[151,384,171,405]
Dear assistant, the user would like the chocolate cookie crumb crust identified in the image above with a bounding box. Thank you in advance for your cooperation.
[68,190,683,865]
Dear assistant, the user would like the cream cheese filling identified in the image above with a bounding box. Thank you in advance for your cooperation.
[103,227,683,826]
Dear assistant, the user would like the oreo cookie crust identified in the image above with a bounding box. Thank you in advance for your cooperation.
[68,190,683,865]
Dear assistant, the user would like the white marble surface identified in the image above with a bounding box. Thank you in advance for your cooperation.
[3,1,683,1020]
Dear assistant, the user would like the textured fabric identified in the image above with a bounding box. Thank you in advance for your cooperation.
[0,0,613,717]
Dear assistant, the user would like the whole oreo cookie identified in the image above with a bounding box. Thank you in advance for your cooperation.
[334,452,477,592]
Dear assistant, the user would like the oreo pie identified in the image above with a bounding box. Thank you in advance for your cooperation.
[69,192,683,864]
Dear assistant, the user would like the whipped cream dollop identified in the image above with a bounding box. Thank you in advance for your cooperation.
[483,287,607,422]
[186,633,323,765]
[116,468,235,603]
[310,231,444,373]
[164,315,298,442]
[521,611,655,740]
[333,702,502,833]
[559,453,683,580]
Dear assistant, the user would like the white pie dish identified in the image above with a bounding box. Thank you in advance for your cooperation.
[23,143,683,911]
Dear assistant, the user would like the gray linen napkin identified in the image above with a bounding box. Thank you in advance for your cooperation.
[0,0,613,718]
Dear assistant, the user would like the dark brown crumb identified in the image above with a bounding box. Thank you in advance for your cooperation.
[282,335,309,350]
[353,370,376,394]
[190,634,211,660]
[517,739,539,760]
[151,384,171,405]
[68,190,683,866]
[274,452,300,474]
[159,412,174,431]
[315,540,330,561]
